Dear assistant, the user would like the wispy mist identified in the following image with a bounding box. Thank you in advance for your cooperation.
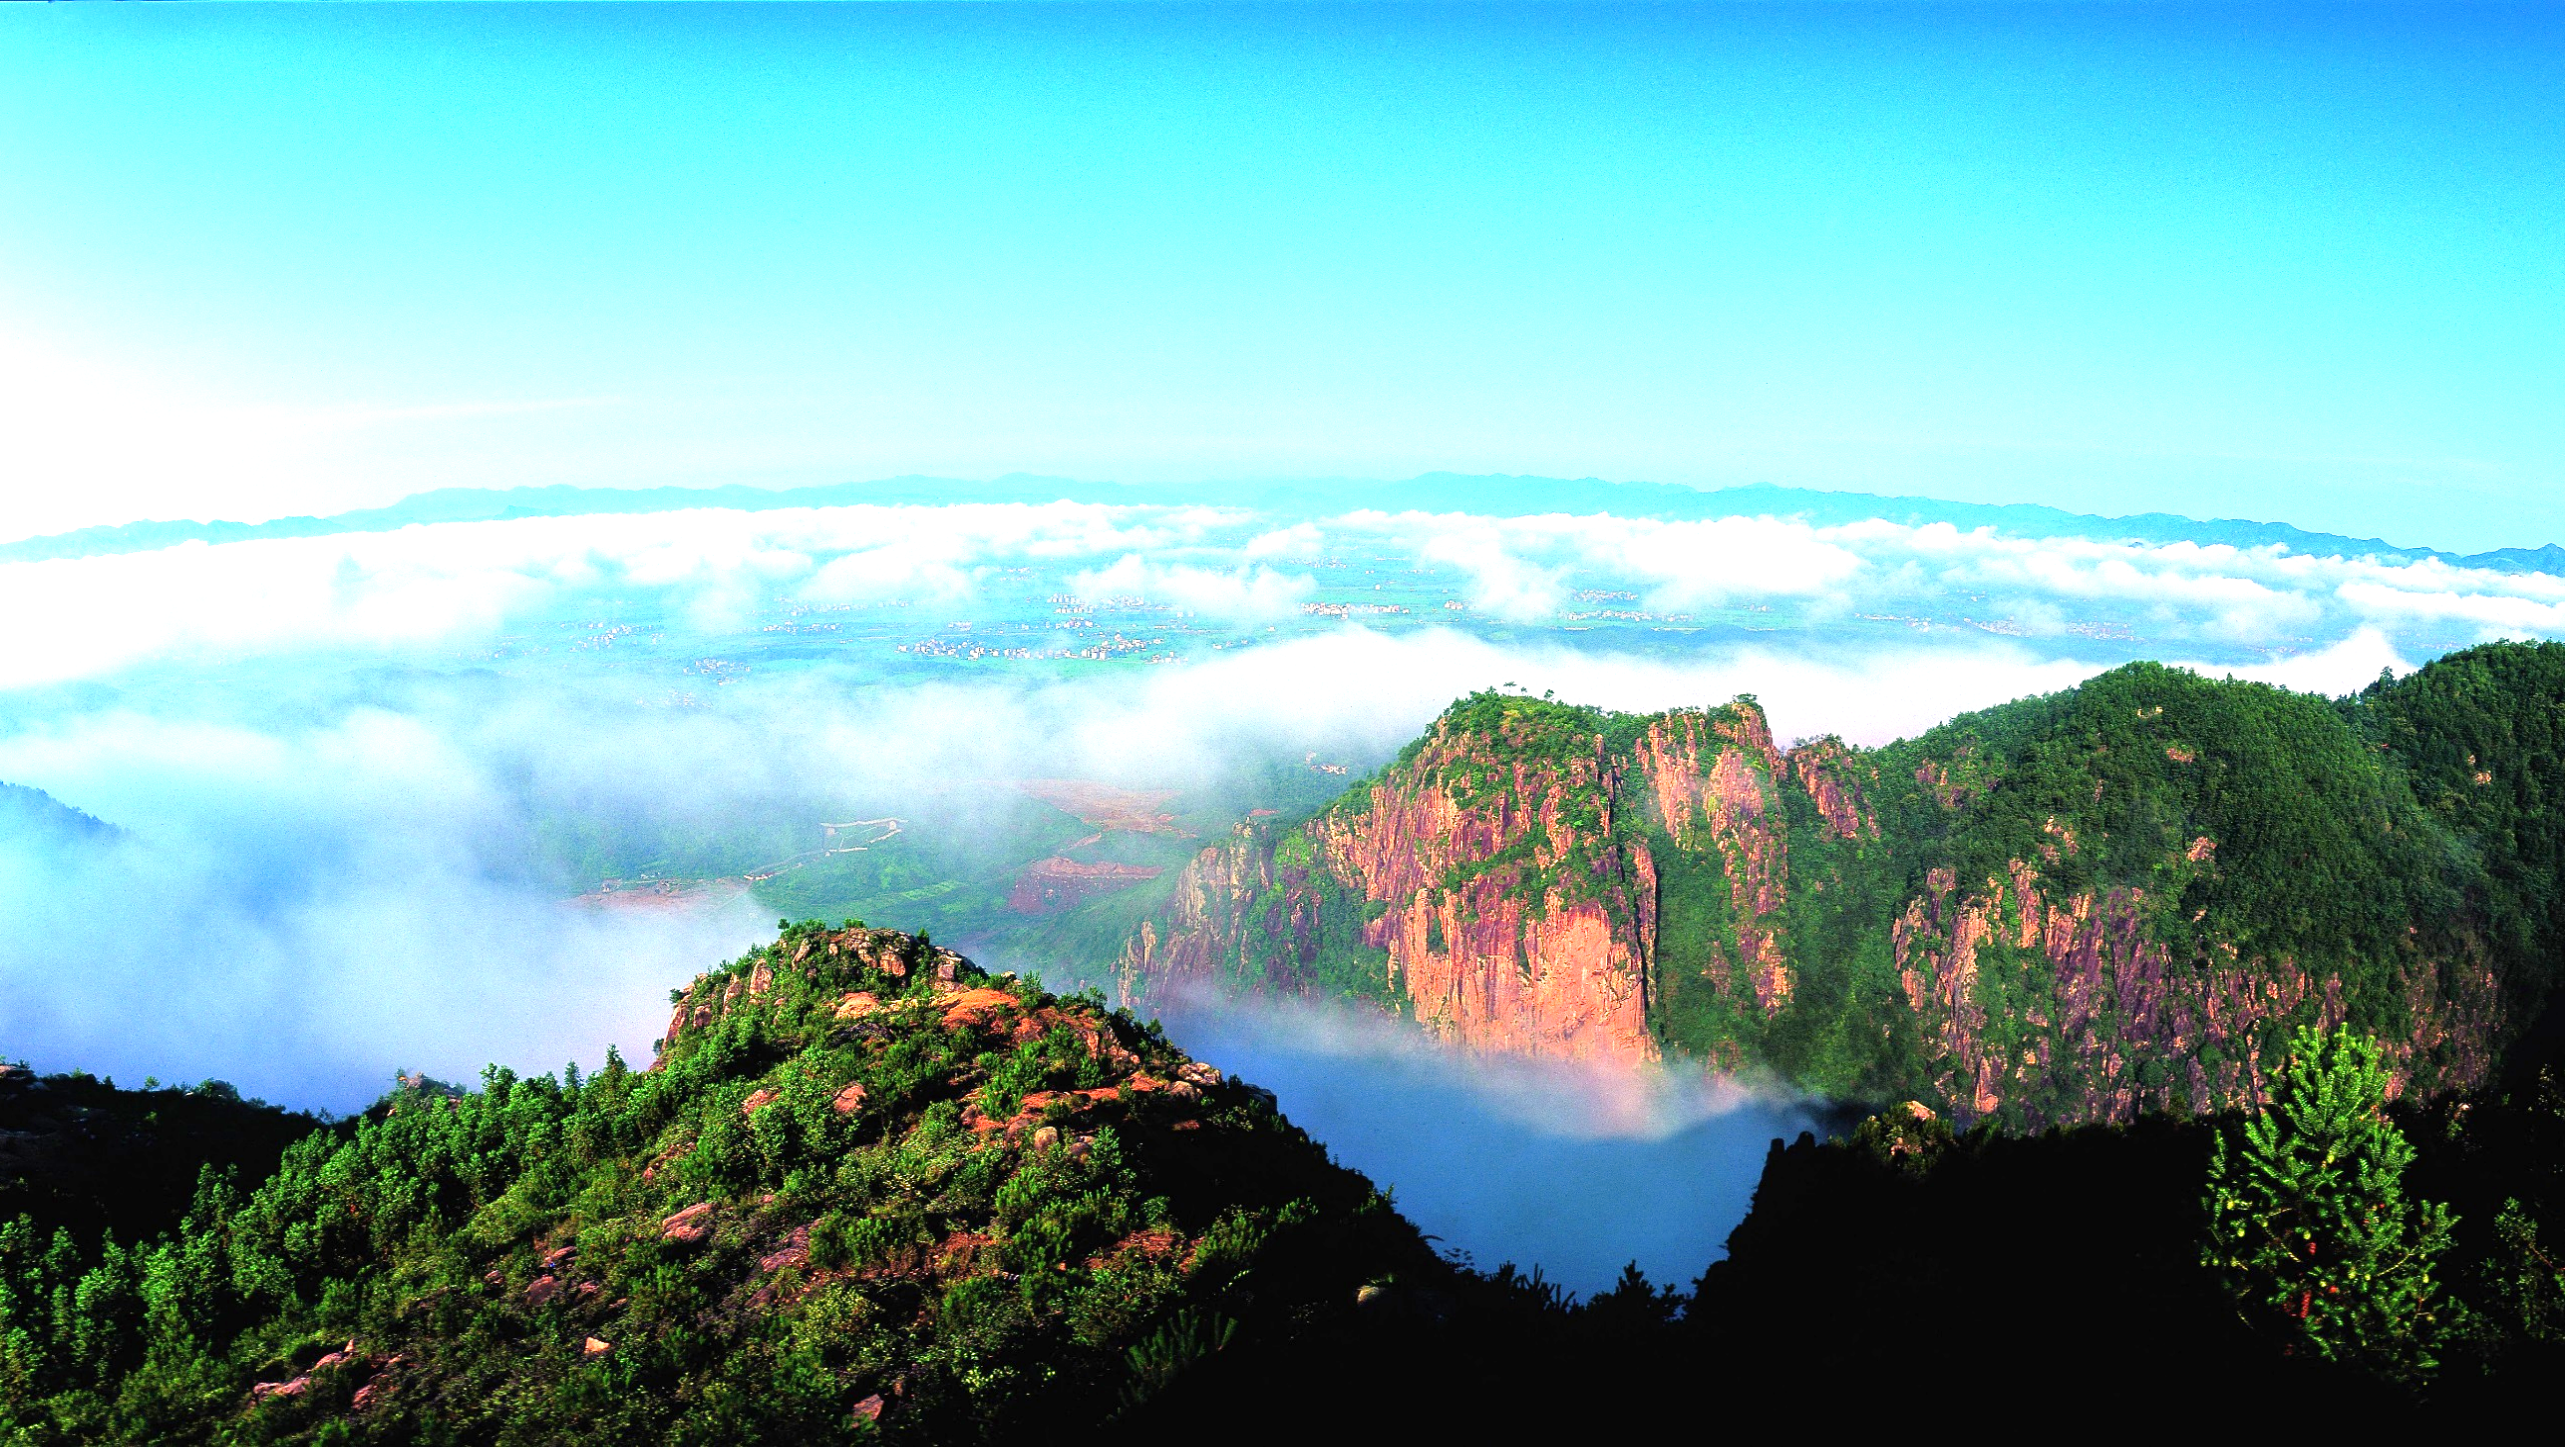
[1155,989,1823,1296]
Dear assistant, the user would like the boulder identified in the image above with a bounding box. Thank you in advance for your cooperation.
[249,1375,311,1401]
[938,988,1018,1029]
[661,1202,715,1246]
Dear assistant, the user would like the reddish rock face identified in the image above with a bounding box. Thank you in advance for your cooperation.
[1317,719,1658,1064]
[249,1376,310,1401]
[1632,709,1795,1016]
[1005,855,1165,916]
[759,1224,812,1274]
[1788,737,1877,841]
[939,988,1020,1030]
[1111,697,1814,1090]
[1889,860,2502,1125]
[1123,699,1664,1063]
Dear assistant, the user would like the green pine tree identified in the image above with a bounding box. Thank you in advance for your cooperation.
[2203,1026,2459,1383]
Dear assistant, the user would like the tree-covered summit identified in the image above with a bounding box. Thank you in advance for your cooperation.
[0,924,1435,1443]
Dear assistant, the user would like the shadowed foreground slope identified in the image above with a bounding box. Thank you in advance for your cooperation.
[12,931,2565,1439]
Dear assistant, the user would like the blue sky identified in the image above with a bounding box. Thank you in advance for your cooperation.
[2,3,2559,550]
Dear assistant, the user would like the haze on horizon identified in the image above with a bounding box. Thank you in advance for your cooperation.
[3,2,2560,552]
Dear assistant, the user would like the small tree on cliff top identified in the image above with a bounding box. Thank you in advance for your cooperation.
[2203,1026,2458,1383]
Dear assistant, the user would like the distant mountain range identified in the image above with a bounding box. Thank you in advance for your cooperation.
[7,474,2561,574]
[0,783,119,850]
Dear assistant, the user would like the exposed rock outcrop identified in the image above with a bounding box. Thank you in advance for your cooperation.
[1006,855,1165,916]
[658,928,966,1063]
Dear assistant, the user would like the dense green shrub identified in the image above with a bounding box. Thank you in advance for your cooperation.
[2205,1027,2459,1382]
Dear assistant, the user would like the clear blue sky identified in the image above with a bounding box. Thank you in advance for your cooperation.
[2,3,2559,550]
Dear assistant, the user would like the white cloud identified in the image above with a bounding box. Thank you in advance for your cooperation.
[2205,627,2411,694]
[4,488,2560,1115]
[8,493,2563,694]
[2336,580,2565,634]
[0,598,2485,1113]
[1581,514,1866,608]
[0,501,1182,687]
[0,703,765,1107]
[1372,513,1569,620]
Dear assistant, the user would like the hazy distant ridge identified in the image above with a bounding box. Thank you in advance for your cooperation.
[0,782,120,848]
[8,475,2559,575]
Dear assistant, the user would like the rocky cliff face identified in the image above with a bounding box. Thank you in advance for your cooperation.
[1631,708,1794,1017]
[1883,861,2457,1130]
[1312,710,1657,1063]
[1121,701,1660,1062]
[1121,661,2546,1128]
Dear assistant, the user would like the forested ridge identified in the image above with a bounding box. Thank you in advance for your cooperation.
[1124,641,2565,1128]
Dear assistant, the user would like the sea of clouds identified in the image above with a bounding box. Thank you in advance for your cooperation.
[5,499,2561,689]
[1,494,2553,1113]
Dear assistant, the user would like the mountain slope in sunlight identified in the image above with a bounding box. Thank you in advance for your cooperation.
[1121,641,2565,1129]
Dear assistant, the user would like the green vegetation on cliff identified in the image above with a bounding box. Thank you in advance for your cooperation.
[1122,641,2565,1126]
[0,927,1431,1444]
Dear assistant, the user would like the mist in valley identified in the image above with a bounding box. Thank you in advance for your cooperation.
[1153,992,1826,1297]
[0,490,2522,1285]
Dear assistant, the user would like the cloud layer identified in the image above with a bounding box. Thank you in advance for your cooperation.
[0,613,2418,1112]
[0,491,2547,1111]
[3,498,2555,691]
